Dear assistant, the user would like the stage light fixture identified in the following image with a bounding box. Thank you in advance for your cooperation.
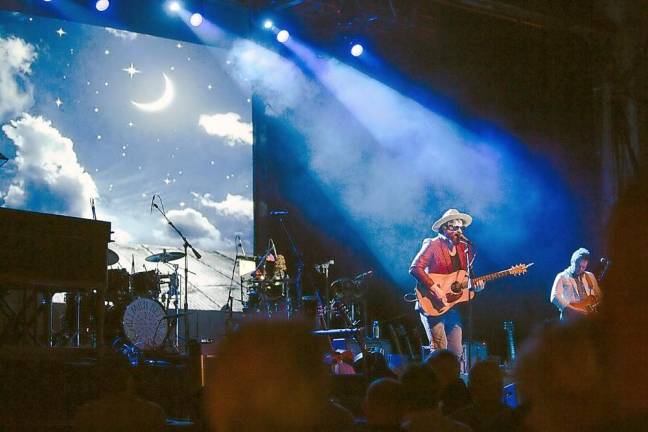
[276,30,289,43]
[95,0,109,11]
[263,19,273,30]
[350,43,364,57]
[190,13,203,27]
[168,1,182,12]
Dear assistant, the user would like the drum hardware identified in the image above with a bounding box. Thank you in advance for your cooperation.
[145,249,186,264]
[314,259,335,323]
[107,249,120,266]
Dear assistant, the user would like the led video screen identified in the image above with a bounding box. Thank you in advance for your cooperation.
[0,12,253,309]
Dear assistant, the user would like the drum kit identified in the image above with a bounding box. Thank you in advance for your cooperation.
[242,253,295,318]
[66,248,187,353]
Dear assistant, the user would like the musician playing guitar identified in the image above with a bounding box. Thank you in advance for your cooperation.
[550,247,602,320]
[409,209,485,359]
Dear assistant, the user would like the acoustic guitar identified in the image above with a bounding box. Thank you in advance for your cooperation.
[415,263,533,317]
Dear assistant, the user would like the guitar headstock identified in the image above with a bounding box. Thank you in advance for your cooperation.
[509,263,534,276]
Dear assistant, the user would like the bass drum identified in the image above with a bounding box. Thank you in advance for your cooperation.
[122,298,168,350]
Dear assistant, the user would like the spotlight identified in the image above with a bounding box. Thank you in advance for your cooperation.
[95,0,109,11]
[350,43,364,57]
[168,1,181,12]
[263,19,273,30]
[190,13,203,27]
[276,30,289,43]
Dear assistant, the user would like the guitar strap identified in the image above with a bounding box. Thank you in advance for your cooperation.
[574,274,587,299]
[584,273,596,296]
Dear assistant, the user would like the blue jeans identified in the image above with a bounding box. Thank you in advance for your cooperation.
[419,308,463,359]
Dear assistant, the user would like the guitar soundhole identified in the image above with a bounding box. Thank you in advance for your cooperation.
[450,282,462,294]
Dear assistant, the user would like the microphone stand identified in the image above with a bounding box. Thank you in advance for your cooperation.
[153,203,201,354]
[276,215,304,313]
[463,241,476,375]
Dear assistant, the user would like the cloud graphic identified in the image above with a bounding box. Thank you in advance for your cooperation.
[155,207,230,251]
[1,114,98,218]
[192,192,253,220]
[198,113,253,146]
[105,27,138,41]
[0,36,37,121]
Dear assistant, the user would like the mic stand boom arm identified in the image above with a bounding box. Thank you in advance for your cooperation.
[153,203,201,354]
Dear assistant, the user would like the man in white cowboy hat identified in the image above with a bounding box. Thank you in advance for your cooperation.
[409,209,484,359]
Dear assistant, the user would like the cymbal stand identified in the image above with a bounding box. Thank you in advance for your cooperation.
[153,200,201,354]
[169,264,180,349]
[276,215,304,312]
[315,260,334,325]
[225,237,246,333]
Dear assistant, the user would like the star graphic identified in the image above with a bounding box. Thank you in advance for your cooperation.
[164,178,171,185]
[55,98,63,108]
[122,63,141,79]
[128,121,134,127]
[56,27,66,37]
[176,43,183,49]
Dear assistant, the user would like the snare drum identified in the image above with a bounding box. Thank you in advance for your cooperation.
[122,297,168,350]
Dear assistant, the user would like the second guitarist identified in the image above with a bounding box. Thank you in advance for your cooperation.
[550,247,602,320]
[409,208,485,359]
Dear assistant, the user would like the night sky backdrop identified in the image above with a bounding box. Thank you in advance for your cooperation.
[0,11,253,255]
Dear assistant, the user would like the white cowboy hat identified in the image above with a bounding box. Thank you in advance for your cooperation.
[432,208,473,232]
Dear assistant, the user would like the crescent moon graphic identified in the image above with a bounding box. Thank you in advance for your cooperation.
[131,73,175,112]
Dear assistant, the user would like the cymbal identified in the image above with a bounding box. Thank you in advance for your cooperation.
[145,251,185,263]
[107,249,119,266]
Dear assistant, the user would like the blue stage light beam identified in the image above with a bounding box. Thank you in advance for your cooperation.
[227,37,571,287]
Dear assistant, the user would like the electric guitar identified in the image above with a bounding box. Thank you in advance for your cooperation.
[415,263,533,317]
[563,258,609,318]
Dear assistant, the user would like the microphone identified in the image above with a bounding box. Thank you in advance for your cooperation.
[269,210,288,216]
[354,270,374,281]
[458,232,472,244]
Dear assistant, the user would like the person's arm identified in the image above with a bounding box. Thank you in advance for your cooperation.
[550,273,569,311]
[409,239,443,301]
[551,273,584,316]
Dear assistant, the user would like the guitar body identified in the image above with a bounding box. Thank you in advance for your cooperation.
[563,295,600,320]
[415,270,473,317]
[414,263,531,317]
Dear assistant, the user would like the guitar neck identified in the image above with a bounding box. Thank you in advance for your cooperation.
[474,269,514,284]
